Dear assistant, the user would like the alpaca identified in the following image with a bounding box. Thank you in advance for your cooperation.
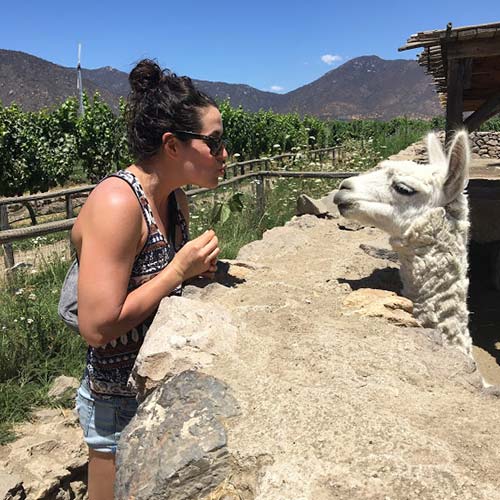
[334,131,472,357]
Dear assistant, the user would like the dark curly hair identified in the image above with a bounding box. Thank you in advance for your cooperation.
[126,59,217,160]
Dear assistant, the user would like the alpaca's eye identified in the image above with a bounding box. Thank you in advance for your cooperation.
[393,183,416,196]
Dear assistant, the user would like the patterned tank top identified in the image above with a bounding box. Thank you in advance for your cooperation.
[84,170,189,397]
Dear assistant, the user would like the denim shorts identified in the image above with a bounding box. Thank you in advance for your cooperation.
[75,380,139,454]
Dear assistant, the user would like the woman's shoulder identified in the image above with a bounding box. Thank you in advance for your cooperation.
[71,173,145,254]
[78,174,144,231]
[89,174,140,211]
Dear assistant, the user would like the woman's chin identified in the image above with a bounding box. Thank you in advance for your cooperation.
[193,179,219,190]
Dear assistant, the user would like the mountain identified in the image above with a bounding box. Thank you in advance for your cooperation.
[0,49,442,119]
[0,49,118,111]
[82,66,285,112]
[280,56,441,120]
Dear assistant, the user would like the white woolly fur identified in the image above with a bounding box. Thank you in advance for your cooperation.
[335,131,473,358]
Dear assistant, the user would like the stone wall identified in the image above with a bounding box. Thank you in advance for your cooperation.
[470,131,500,158]
[114,216,500,500]
[388,131,500,164]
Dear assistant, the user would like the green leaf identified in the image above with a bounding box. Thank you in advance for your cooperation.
[228,192,244,213]
[219,204,231,224]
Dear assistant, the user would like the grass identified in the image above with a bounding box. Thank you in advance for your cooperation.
[0,128,422,444]
[0,256,86,444]
[0,231,69,255]
[190,176,343,259]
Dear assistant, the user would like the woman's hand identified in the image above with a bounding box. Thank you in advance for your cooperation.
[199,258,218,280]
[170,230,220,282]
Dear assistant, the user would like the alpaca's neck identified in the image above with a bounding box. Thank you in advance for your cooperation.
[389,194,472,355]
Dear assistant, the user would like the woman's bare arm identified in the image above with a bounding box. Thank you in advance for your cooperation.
[77,181,219,348]
[77,180,184,347]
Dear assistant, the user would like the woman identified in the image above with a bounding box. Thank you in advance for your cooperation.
[72,59,227,499]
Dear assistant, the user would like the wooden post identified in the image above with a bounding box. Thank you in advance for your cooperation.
[464,90,500,132]
[0,205,15,269]
[445,58,466,147]
[23,201,37,226]
[256,175,265,218]
[65,194,74,219]
[65,194,75,255]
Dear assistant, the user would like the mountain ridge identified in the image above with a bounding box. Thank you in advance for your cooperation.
[0,49,442,120]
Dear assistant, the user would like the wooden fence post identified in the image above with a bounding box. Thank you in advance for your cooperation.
[23,201,37,226]
[65,194,75,255]
[256,175,265,217]
[65,194,74,219]
[0,205,15,269]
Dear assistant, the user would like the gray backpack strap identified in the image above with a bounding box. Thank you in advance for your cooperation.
[58,259,79,332]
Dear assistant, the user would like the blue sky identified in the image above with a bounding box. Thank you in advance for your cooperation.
[2,0,498,93]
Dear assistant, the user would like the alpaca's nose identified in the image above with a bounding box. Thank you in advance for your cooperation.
[339,178,355,191]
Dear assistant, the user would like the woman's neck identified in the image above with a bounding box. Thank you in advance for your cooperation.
[128,159,180,207]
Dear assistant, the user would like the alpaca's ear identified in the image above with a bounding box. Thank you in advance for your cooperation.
[444,130,470,203]
[426,133,446,165]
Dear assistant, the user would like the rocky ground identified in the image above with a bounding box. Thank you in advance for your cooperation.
[115,213,500,500]
[3,210,500,499]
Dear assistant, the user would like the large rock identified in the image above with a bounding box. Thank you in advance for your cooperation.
[47,375,80,400]
[129,296,239,399]
[0,408,87,500]
[116,371,241,500]
[342,287,419,327]
[296,191,340,218]
[0,471,23,500]
[117,215,500,499]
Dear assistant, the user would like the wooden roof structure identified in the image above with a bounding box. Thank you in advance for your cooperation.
[399,22,500,143]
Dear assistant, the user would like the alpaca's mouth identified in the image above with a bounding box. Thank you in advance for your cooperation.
[336,201,358,215]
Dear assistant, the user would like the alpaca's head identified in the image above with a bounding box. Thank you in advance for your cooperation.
[334,131,470,238]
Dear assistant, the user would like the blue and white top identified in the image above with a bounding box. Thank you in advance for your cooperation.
[84,170,189,397]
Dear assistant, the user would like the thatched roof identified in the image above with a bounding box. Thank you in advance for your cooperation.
[399,22,500,112]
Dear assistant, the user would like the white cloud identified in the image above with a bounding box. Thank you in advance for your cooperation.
[271,85,284,92]
[321,54,343,65]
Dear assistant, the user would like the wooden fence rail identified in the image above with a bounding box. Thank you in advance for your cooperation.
[0,146,351,269]
[0,170,357,246]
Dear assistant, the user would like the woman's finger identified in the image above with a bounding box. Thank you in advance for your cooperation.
[205,247,220,264]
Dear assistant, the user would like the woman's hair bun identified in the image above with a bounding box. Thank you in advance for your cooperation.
[129,59,163,94]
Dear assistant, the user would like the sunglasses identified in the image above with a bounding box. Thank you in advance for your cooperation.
[173,130,226,156]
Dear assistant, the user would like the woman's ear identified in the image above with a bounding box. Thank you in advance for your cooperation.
[162,132,178,158]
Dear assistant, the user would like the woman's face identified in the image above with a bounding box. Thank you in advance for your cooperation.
[180,105,228,189]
